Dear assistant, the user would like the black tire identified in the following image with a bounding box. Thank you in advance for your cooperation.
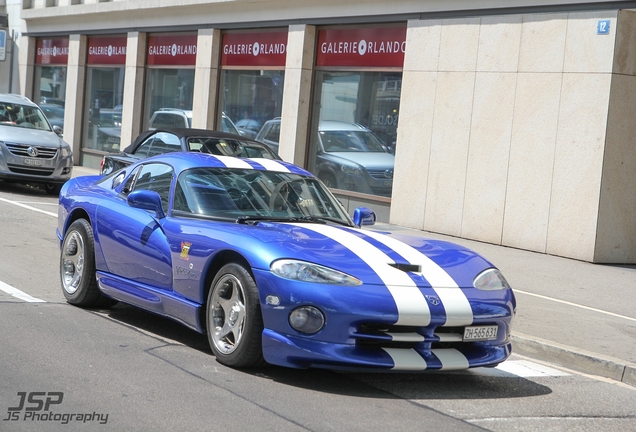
[45,183,63,196]
[206,263,265,368]
[60,219,114,308]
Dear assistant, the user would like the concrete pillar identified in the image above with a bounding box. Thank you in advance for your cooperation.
[192,28,220,130]
[18,35,36,98]
[63,34,87,161]
[120,32,146,148]
[278,24,316,166]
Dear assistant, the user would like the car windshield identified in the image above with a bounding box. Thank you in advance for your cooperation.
[173,168,352,225]
[320,130,386,152]
[0,103,52,131]
[187,137,278,160]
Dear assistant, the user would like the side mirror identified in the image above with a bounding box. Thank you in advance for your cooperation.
[53,125,63,136]
[128,190,165,219]
[352,207,376,227]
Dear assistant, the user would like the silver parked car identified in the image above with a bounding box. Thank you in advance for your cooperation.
[148,108,241,136]
[256,119,394,196]
[0,94,73,195]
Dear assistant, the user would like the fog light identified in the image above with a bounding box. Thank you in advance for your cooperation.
[289,306,325,334]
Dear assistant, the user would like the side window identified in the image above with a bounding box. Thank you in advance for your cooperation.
[147,132,181,157]
[121,166,141,195]
[151,113,175,128]
[265,123,280,143]
[131,163,174,212]
[134,137,155,158]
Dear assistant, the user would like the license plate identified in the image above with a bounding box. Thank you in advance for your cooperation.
[463,325,498,341]
[23,158,44,166]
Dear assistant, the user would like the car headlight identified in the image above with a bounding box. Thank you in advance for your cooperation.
[473,268,511,291]
[271,259,362,286]
[341,164,364,176]
[60,144,72,157]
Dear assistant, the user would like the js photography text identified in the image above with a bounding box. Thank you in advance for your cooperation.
[3,392,109,425]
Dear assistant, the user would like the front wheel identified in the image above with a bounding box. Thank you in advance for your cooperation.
[45,183,63,196]
[60,219,113,308]
[318,172,338,189]
[206,263,265,368]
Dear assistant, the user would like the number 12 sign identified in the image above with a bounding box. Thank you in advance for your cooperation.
[597,20,611,35]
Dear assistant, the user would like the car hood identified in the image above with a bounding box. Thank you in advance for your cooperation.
[324,151,394,169]
[246,222,491,288]
[0,125,64,148]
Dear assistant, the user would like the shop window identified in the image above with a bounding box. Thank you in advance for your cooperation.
[218,70,284,139]
[83,67,124,154]
[144,69,194,130]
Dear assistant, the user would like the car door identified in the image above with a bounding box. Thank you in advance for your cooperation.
[95,162,174,290]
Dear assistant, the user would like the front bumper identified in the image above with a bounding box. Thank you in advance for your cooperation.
[0,142,73,184]
[254,268,515,371]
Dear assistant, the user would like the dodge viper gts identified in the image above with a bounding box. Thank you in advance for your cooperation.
[57,152,515,371]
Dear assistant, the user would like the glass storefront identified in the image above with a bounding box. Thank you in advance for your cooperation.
[144,68,195,127]
[219,70,284,138]
[81,36,126,167]
[143,33,197,130]
[308,26,406,198]
[218,30,287,141]
[34,38,69,130]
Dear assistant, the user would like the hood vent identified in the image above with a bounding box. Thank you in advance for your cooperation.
[388,263,421,273]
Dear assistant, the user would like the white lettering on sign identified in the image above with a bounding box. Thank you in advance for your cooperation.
[223,42,286,56]
[321,39,406,56]
[149,44,197,56]
[37,46,70,57]
[88,45,127,56]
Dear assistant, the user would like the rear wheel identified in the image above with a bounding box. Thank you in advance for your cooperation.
[206,263,265,368]
[60,219,114,308]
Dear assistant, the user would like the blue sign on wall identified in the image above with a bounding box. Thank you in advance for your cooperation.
[597,20,611,35]
[0,30,6,62]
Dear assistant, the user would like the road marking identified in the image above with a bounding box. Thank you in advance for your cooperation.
[0,197,57,217]
[0,280,46,303]
[515,289,636,323]
[470,360,569,378]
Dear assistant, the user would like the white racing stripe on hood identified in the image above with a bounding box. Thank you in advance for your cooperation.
[360,230,473,327]
[290,224,431,326]
[215,155,253,169]
[383,348,427,370]
[251,158,290,173]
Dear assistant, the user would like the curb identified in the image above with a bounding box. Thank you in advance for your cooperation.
[511,332,636,387]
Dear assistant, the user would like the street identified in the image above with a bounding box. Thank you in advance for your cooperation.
[1,180,635,432]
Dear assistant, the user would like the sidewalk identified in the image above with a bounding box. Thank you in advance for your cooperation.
[70,166,636,386]
[373,222,636,387]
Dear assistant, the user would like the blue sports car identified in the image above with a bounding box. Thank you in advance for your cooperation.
[57,152,516,371]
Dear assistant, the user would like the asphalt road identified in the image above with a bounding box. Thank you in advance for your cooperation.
[1,180,636,432]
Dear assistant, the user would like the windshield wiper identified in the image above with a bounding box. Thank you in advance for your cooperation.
[236,215,350,226]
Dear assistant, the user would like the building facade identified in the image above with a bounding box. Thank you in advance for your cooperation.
[12,0,636,263]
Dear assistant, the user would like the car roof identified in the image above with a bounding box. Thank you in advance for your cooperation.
[0,93,38,107]
[319,120,370,132]
[124,127,272,153]
[139,151,313,177]
[261,118,370,132]
[157,108,192,117]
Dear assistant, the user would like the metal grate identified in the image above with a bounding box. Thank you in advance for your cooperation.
[5,143,58,159]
